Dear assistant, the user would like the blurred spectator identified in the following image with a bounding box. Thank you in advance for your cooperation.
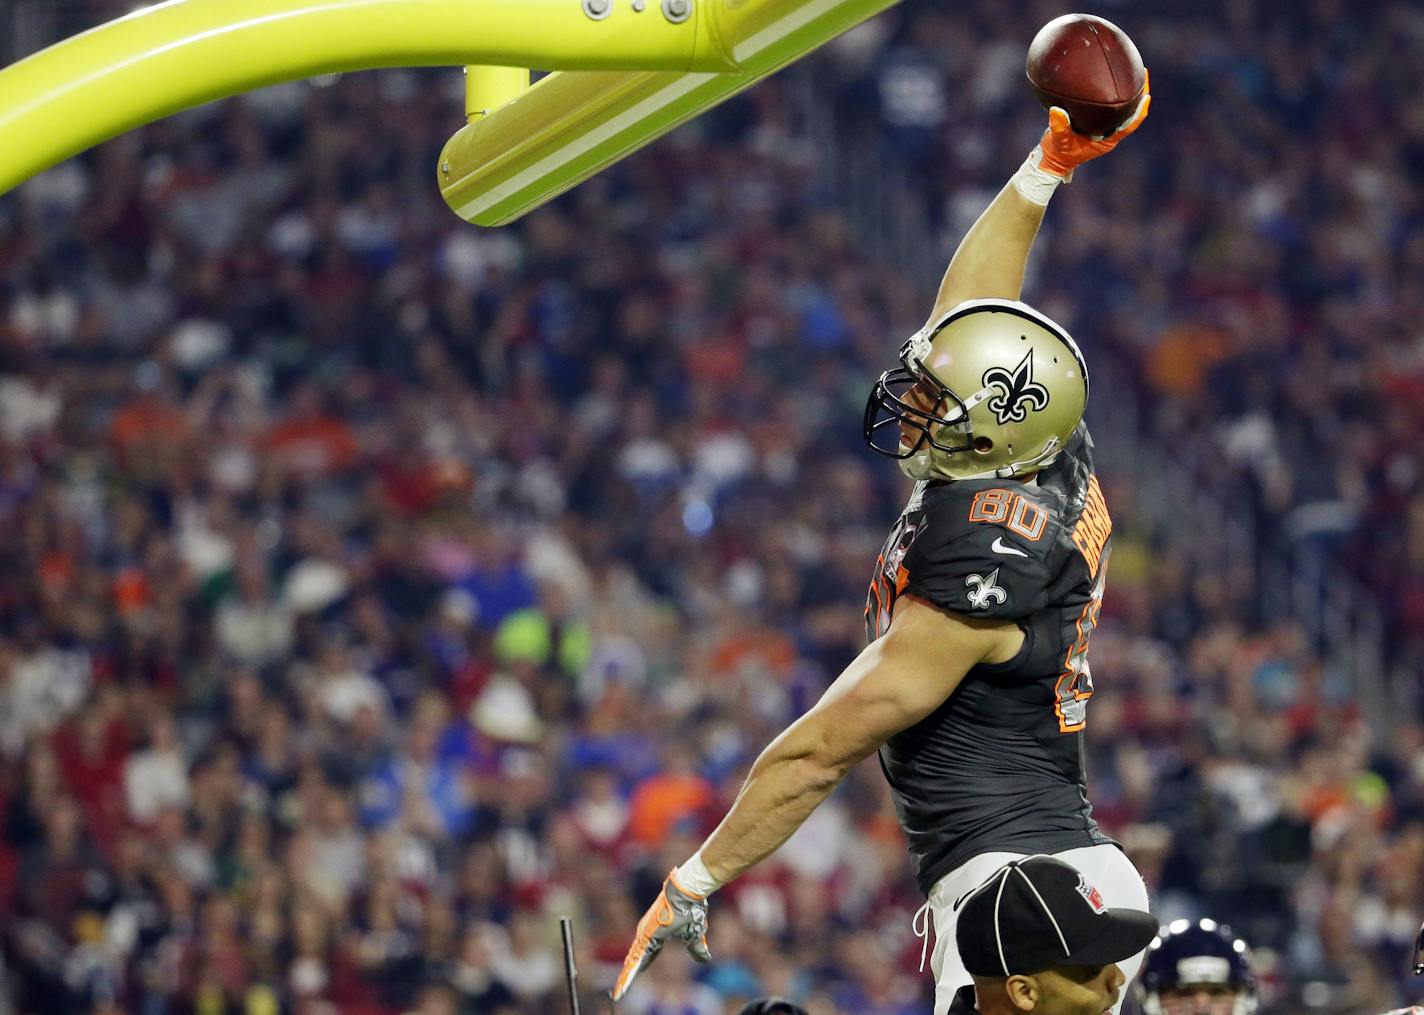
[122,712,189,825]
[0,2,1422,1013]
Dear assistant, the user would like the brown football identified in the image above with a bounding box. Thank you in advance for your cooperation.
[1026,14,1145,137]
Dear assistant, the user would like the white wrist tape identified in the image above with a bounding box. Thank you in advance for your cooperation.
[674,852,723,897]
[1011,148,1067,206]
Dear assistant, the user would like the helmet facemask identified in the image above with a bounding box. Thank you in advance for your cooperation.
[863,332,977,481]
[1142,988,1256,1015]
[1139,920,1259,1015]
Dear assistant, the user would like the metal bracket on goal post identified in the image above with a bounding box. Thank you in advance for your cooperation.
[0,0,903,225]
[466,65,531,124]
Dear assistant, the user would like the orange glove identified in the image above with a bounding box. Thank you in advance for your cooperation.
[610,870,711,1001]
[1033,69,1152,181]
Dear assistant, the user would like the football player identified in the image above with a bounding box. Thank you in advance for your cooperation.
[1377,920,1424,1014]
[612,83,1152,1015]
[1138,919,1257,1015]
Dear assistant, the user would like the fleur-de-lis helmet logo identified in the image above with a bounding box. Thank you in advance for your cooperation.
[982,349,1051,425]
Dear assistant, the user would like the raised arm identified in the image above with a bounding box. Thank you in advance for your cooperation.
[928,82,1152,322]
[928,181,1049,316]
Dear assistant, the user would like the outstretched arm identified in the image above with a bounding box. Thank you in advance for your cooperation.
[611,598,1022,999]
[695,599,1021,883]
[928,81,1152,323]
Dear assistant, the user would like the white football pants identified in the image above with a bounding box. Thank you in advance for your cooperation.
[923,843,1151,1015]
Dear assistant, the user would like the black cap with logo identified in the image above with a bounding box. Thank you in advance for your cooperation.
[955,855,1158,977]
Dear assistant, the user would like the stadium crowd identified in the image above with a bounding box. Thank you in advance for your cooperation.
[1,0,1422,1012]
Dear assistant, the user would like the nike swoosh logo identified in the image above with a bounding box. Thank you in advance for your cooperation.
[991,537,1030,558]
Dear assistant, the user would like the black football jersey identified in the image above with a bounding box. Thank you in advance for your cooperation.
[865,424,1115,895]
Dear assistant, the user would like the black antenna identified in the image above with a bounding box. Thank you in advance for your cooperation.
[560,916,582,1015]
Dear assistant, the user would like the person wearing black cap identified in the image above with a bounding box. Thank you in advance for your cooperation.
[947,856,1158,1015]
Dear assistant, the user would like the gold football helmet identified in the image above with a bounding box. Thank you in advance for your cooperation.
[864,298,1088,481]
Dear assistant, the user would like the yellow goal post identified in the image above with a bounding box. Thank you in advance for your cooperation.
[0,0,901,226]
